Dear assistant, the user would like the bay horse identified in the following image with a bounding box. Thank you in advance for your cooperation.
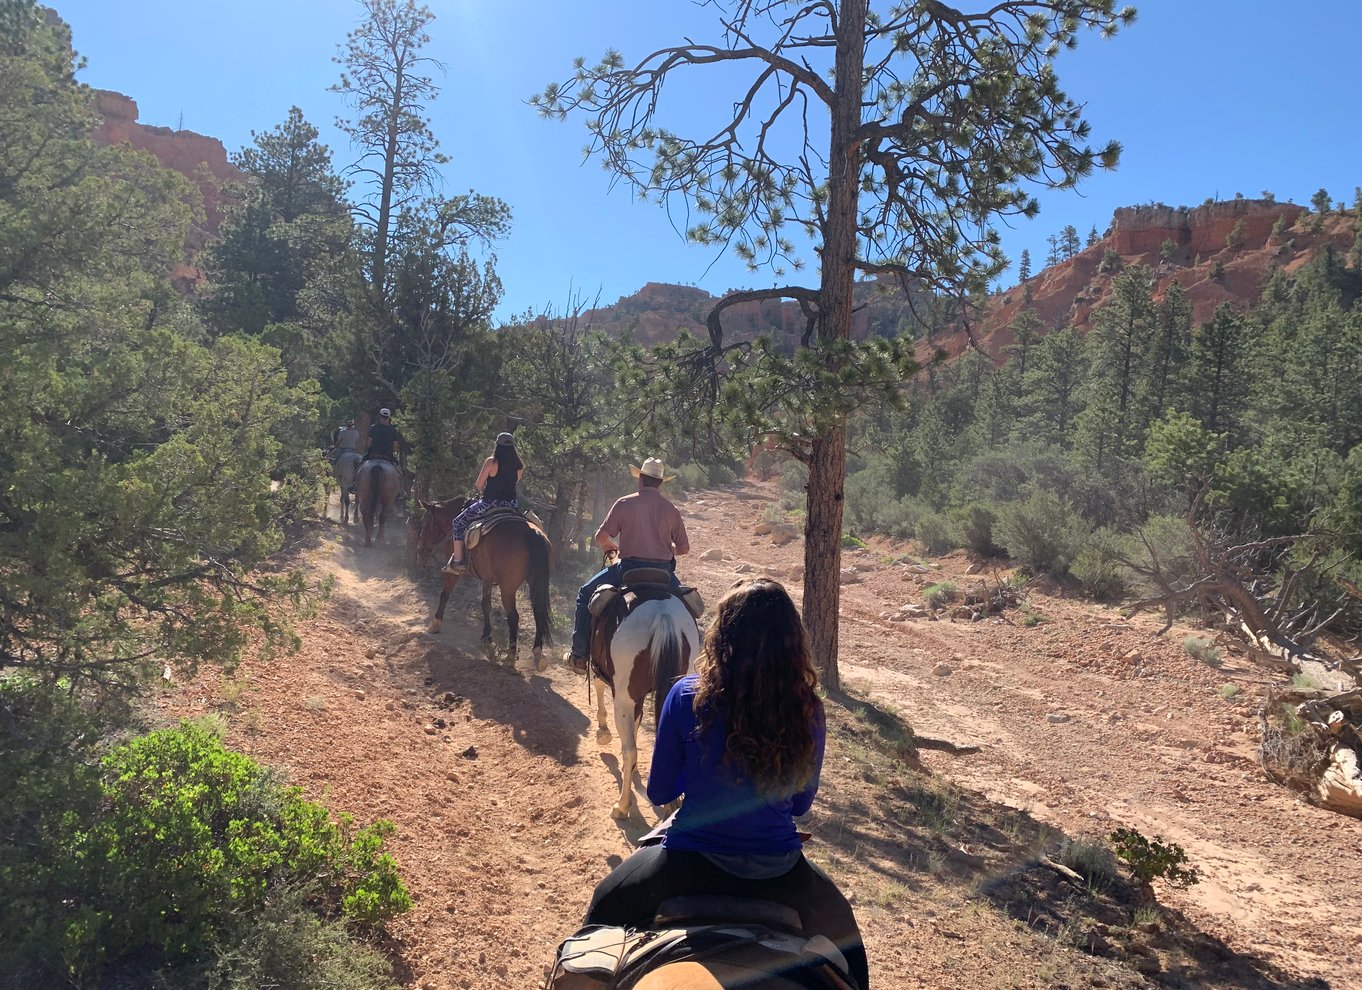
[331,450,362,524]
[414,498,554,666]
[354,459,402,546]
[590,579,701,820]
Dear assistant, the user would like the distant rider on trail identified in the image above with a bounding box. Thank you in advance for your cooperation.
[328,419,359,465]
[361,407,406,490]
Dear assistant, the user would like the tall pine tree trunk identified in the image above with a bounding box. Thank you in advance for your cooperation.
[804,426,847,690]
[801,0,865,692]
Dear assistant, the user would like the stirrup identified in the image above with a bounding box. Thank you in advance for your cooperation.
[441,559,465,575]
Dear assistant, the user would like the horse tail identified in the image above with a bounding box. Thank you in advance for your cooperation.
[366,464,381,522]
[527,528,553,642]
[649,606,685,723]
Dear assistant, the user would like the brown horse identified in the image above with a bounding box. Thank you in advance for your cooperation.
[414,498,553,666]
[354,459,402,546]
[590,583,700,819]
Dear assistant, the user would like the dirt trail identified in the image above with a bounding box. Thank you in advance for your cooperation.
[158,483,1360,990]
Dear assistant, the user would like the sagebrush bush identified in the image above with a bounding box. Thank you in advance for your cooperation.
[952,503,999,557]
[922,582,958,609]
[1057,837,1117,888]
[1071,528,1127,601]
[915,510,957,555]
[997,489,1086,576]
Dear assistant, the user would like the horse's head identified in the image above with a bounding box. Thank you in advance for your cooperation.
[413,497,470,566]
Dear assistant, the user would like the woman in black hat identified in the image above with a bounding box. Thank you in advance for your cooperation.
[443,432,524,574]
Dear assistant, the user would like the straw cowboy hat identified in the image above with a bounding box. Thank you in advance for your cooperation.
[630,457,676,482]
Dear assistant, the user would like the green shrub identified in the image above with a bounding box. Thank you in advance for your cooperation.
[1108,828,1200,888]
[1057,837,1117,888]
[922,582,958,609]
[915,510,957,555]
[777,460,809,511]
[9,719,412,983]
[952,503,999,557]
[1183,636,1223,666]
[1071,528,1127,601]
[841,532,868,550]
[997,489,1085,576]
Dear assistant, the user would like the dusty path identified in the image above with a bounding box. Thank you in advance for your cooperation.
[157,482,1359,990]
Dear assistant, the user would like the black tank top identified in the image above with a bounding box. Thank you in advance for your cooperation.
[484,454,519,501]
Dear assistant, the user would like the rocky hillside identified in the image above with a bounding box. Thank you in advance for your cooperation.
[582,200,1357,356]
[935,199,1358,360]
[581,276,931,348]
[88,88,243,282]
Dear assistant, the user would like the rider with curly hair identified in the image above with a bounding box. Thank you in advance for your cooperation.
[583,579,868,988]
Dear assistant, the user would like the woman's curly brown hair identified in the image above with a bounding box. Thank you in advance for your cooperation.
[692,580,821,796]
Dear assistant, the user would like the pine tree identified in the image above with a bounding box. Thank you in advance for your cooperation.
[1060,224,1082,259]
[1087,224,1100,247]
[1187,304,1251,437]
[1142,279,1192,420]
[535,0,1133,684]
[1018,325,1088,446]
[1045,232,1062,266]
[202,108,353,337]
[1074,266,1156,470]
[1018,248,1032,281]
[1006,307,1044,383]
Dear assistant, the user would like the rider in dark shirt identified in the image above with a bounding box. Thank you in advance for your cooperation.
[363,408,403,464]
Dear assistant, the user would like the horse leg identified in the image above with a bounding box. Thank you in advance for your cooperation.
[594,675,612,746]
[429,574,457,634]
[611,696,641,820]
[501,584,519,663]
[480,582,494,643]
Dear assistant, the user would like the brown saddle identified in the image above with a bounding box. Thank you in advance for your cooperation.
[548,895,856,990]
[465,508,541,549]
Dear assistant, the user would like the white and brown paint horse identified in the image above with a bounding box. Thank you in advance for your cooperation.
[590,582,701,820]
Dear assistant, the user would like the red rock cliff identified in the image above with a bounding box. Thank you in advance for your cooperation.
[89,88,243,256]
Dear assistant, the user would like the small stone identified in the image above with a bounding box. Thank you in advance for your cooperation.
[423,723,439,735]
[461,745,478,759]
[932,663,953,677]
[354,689,366,700]
[700,548,724,561]
[734,562,754,574]
[446,771,460,783]
[1046,712,1071,724]
[365,647,377,659]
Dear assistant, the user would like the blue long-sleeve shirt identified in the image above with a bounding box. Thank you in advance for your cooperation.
[647,674,825,855]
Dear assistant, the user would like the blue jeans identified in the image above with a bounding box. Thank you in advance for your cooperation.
[571,557,679,658]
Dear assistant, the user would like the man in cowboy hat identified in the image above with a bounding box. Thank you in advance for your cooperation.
[565,456,689,671]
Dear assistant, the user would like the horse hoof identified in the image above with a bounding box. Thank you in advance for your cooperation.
[610,805,629,821]
[428,621,443,634]
[596,728,612,746]
[533,650,548,672]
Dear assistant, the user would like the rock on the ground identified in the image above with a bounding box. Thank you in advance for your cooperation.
[699,548,725,561]
[933,662,953,676]
[1046,712,1071,724]
[840,568,862,584]
[734,562,754,574]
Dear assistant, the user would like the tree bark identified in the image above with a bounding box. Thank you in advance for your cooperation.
[805,425,847,690]
[801,0,866,691]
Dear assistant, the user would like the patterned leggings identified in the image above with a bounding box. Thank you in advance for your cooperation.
[450,497,517,540]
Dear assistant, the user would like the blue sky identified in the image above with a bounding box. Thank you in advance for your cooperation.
[53,0,1361,321]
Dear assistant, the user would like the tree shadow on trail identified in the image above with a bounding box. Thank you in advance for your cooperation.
[812,691,1331,990]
